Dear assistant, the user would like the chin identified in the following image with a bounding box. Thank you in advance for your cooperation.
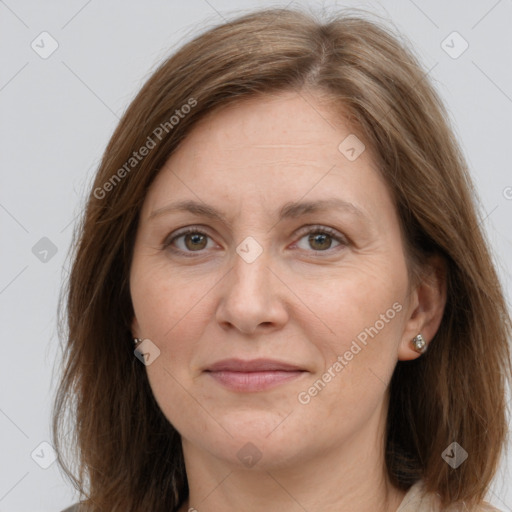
[189,411,316,470]
[212,435,306,471]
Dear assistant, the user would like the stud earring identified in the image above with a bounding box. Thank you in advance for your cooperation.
[134,338,142,345]
[411,334,427,354]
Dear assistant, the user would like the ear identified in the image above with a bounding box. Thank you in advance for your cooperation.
[398,254,447,361]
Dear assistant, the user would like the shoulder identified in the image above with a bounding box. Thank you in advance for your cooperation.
[397,480,503,512]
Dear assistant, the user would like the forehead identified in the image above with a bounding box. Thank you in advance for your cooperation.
[142,90,393,225]
[178,90,355,155]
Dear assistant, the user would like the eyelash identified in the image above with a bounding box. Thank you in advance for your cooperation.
[162,225,348,257]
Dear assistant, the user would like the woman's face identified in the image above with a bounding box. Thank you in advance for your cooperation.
[130,90,421,470]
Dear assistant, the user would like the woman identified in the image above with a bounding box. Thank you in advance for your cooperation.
[54,7,511,512]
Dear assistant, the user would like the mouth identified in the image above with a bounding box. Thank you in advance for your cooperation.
[203,358,307,392]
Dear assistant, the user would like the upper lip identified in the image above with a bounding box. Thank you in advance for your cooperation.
[205,358,305,372]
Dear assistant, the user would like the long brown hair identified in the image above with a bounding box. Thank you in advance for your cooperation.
[52,7,512,511]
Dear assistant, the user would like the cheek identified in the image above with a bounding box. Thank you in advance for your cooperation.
[296,258,408,357]
[131,270,213,435]
[131,258,212,345]
[290,271,406,431]
[292,261,407,425]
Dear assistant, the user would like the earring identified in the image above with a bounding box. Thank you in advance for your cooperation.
[134,338,142,345]
[411,334,427,354]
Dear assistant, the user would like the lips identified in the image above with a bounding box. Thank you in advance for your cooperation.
[204,358,306,392]
[206,358,304,372]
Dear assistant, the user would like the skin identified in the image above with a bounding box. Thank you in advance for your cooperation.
[130,89,446,512]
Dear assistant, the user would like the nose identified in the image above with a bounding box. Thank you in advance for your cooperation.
[215,245,289,335]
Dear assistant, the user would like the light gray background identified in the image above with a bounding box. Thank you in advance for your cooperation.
[1,1,511,511]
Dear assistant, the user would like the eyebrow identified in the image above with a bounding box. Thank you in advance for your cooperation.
[148,198,366,223]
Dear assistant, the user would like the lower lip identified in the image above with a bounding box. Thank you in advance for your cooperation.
[206,370,305,392]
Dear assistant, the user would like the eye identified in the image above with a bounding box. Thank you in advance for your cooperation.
[293,225,347,253]
[163,227,216,255]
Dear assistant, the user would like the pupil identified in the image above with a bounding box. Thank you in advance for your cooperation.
[309,233,331,250]
[187,233,206,250]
